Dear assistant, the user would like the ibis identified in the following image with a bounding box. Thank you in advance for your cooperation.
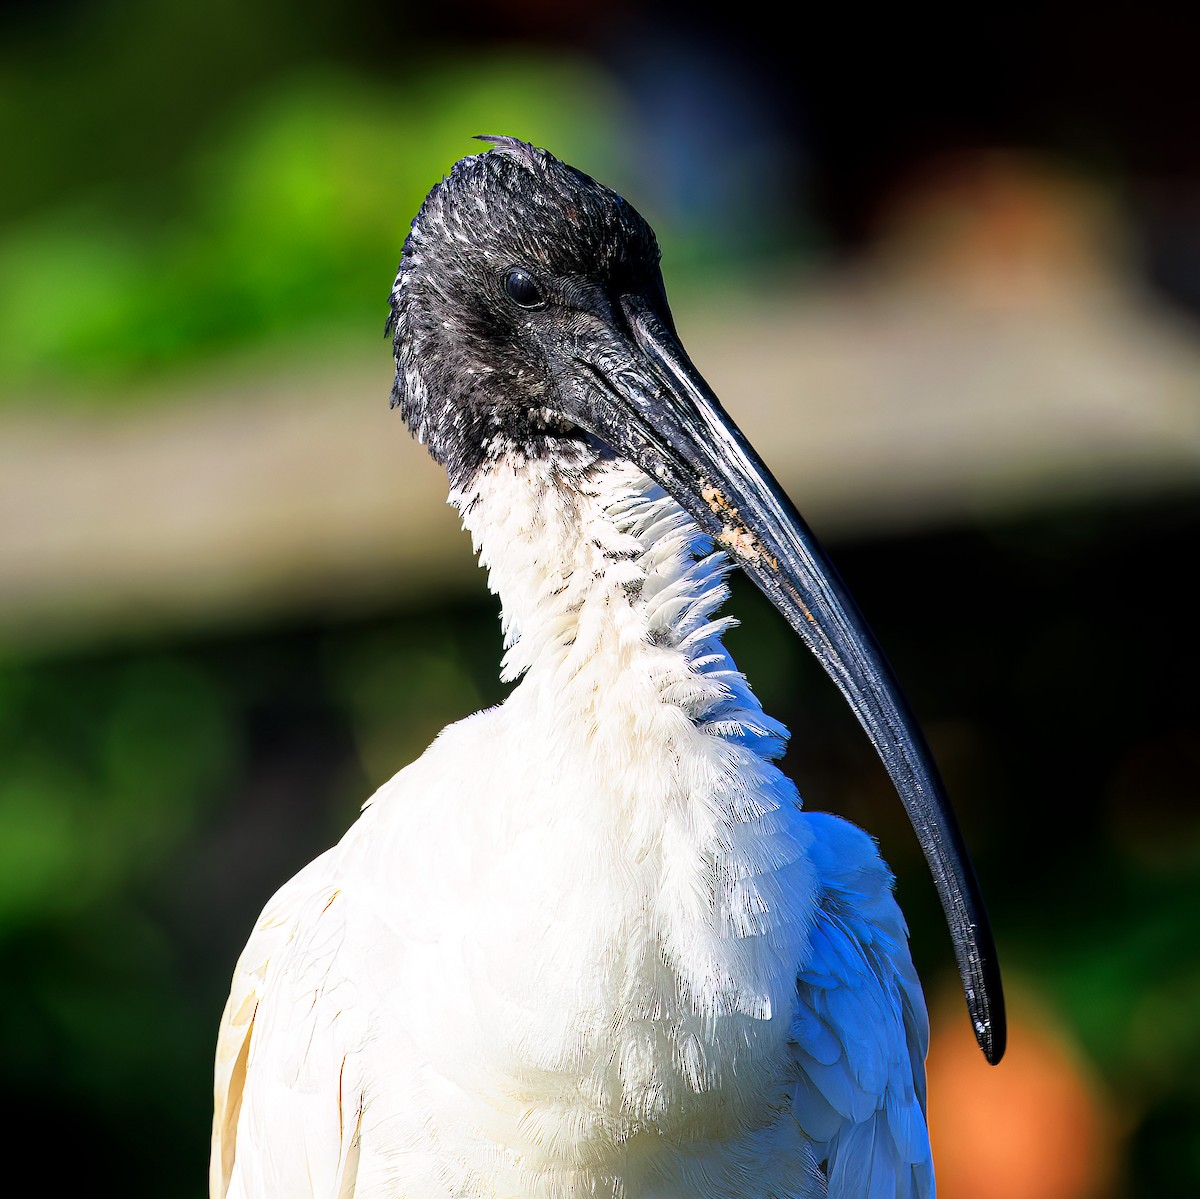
[211,136,1004,1199]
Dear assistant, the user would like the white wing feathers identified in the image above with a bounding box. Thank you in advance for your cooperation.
[211,850,368,1199]
[212,810,933,1199]
[790,813,934,1199]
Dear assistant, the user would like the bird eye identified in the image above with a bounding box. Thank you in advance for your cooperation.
[504,268,544,309]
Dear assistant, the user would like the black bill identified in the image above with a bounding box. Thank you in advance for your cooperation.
[563,290,1006,1065]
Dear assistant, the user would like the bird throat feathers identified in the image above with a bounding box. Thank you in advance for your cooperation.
[452,449,793,773]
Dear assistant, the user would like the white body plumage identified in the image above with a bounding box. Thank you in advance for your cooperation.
[212,453,933,1199]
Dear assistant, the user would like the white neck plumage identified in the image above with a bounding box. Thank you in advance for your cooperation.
[453,447,790,768]
[376,446,825,1179]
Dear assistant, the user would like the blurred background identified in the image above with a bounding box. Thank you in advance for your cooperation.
[1,2,1198,1195]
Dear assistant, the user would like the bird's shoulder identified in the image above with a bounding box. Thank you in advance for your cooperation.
[789,811,934,1199]
[210,710,508,1199]
[211,847,368,1198]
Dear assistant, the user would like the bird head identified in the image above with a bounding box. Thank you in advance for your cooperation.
[388,135,678,487]
[387,136,1005,1065]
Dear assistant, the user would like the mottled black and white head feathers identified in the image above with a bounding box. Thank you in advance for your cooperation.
[387,137,663,488]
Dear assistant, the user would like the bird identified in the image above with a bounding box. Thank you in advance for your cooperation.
[210,135,1005,1199]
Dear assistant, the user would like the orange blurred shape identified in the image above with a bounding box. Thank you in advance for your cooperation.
[872,150,1119,306]
[927,984,1117,1199]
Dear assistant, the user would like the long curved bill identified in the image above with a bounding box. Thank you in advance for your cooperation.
[569,291,1006,1064]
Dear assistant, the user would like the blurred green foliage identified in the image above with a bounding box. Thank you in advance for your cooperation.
[0,60,623,395]
[0,0,629,397]
[0,649,242,1182]
[0,656,235,919]
[0,0,801,405]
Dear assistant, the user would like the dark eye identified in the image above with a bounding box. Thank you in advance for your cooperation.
[504,268,544,309]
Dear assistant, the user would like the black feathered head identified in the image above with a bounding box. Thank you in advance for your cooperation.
[387,136,662,487]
